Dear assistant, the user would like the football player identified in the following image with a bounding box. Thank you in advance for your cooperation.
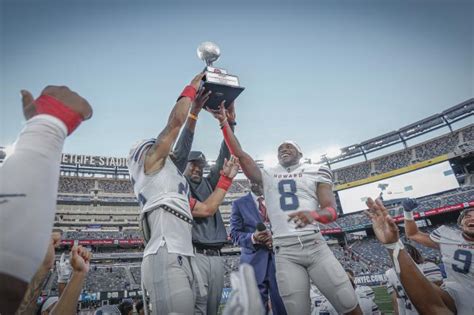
[385,243,443,315]
[0,86,92,314]
[207,104,362,315]
[403,199,474,315]
[127,73,240,315]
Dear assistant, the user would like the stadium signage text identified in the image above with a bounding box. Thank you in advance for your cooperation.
[61,154,127,168]
[392,201,474,223]
[61,239,143,246]
[354,273,387,286]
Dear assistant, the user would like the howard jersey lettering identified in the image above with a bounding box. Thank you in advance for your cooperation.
[262,162,333,238]
[127,139,194,257]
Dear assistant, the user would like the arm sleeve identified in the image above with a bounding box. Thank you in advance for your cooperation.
[172,127,194,173]
[316,165,334,186]
[423,262,444,283]
[127,139,155,178]
[429,225,448,244]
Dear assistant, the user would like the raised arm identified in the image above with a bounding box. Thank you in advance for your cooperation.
[192,156,240,218]
[172,88,211,172]
[402,199,439,249]
[366,198,453,315]
[50,246,91,315]
[208,103,262,185]
[144,73,204,174]
[15,233,60,315]
[208,102,236,188]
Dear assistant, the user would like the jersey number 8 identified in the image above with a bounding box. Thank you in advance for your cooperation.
[452,249,472,274]
[278,179,300,211]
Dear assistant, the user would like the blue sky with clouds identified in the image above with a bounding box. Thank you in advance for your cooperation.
[1,0,472,163]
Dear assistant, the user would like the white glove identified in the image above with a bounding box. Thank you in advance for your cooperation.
[57,252,72,283]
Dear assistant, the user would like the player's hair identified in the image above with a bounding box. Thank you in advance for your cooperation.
[457,208,474,226]
[405,243,423,264]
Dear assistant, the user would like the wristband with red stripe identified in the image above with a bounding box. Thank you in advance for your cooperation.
[310,207,338,224]
[34,94,84,135]
[178,85,197,102]
[217,173,233,191]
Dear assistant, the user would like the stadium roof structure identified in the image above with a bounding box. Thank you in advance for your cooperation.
[319,98,473,165]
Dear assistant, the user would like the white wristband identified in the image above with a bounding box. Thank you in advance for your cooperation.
[384,240,405,273]
[404,211,414,221]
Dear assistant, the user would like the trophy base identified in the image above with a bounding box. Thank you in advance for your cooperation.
[202,81,245,110]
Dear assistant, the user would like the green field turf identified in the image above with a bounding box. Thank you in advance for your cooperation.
[373,285,394,314]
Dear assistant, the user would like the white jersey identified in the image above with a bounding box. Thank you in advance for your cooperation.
[310,285,324,315]
[262,162,333,238]
[356,286,375,301]
[318,287,380,315]
[128,139,194,257]
[430,225,474,315]
[430,225,474,290]
[385,262,443,315]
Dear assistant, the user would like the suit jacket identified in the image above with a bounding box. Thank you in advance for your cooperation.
[230,192,272,284]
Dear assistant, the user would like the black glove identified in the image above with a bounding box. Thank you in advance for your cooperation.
[402,198,418,212]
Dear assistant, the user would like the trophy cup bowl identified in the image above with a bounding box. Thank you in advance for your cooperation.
[197,42,221,66]
[196,41,244,110]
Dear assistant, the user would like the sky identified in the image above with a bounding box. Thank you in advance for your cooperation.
[1,0,472,164]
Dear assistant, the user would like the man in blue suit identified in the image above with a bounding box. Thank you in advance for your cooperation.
[230,182,287,315]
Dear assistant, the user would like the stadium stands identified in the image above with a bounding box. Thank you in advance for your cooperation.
[333,125,473,184]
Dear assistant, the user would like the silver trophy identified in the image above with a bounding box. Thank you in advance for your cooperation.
[197,41,244,109]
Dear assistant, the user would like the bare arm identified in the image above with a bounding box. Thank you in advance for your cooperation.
[172,89,211,172]
[192,156,240,218]
[15,263,51,314]
[50,246,91,315]
[144,73,204,174]
[389,249,453,315]
[366,198,453,315]
[16,233,59,315]
[208,103,262,185]
[315,182,337,222]
[404,219,439,249]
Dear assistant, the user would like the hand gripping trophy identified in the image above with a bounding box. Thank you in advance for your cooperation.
[197,41,245,109]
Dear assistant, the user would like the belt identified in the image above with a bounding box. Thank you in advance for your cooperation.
[160,204,193,225]
[194,247,221,256]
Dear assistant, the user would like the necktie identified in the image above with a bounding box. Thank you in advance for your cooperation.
[257,196,269,223]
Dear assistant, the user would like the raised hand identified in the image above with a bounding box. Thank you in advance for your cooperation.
[191,88,212,115]
[207,101,227,123]
[226,101,236,123]
[42,233,61,270]
[70,246,92,274]
[402,198,418,212]
[190,72,205,91]
[365,198,399,244]
[21,86,93,121]
[221,156,240,179]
